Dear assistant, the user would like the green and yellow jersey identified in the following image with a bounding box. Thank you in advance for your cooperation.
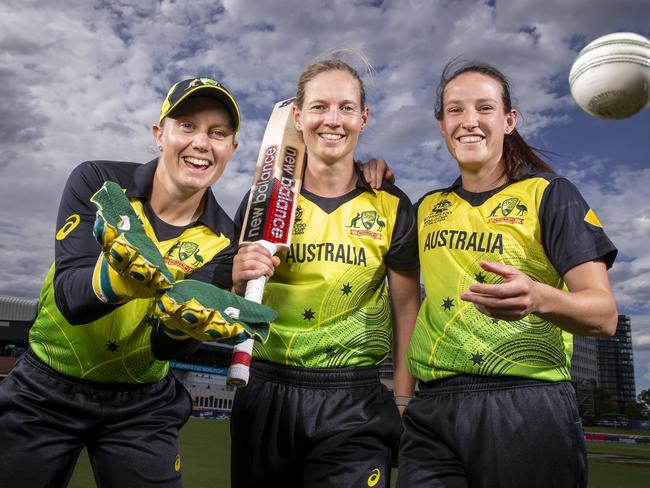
[408,170,616,382]
[235,169,418,369]
[29,160,236,383]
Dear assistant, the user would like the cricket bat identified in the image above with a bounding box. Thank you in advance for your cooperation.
[226,97,306,387]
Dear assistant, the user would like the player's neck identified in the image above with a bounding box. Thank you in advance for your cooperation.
[303,158,356,197]
[459,160,508,193]
[149,176,205,226]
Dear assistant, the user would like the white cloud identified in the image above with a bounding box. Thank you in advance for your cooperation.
[636,333,650,352]
[637,352,650,392]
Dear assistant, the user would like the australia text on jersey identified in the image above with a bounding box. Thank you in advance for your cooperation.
[422,229,504,254]
[285,242,367,266]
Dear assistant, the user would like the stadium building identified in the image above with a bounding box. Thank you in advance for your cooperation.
[596,315,637,412]
[569,315,638,417]
[0,296,35,380]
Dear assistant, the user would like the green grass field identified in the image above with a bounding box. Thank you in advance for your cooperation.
[67,419,650,487]
[583,427,650,488]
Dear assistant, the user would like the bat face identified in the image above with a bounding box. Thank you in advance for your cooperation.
[228,97,307,388]
[240,98,306,249]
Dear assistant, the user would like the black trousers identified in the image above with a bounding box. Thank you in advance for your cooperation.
[230,360,402,488]
[0,350,192,488]
[397,375,587,488]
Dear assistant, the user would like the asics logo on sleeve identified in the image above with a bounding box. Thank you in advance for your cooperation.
[367,467,381,486]
[56,214,81,240]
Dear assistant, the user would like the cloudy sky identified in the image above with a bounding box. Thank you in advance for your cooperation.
[1,0,649,393]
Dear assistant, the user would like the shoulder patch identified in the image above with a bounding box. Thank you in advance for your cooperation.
[584,209,603,228]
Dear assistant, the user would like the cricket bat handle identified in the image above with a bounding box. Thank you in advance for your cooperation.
[227,241,277,387]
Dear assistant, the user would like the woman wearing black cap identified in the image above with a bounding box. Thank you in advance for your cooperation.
[0,77,267,487]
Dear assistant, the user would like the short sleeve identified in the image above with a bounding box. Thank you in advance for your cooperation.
[539,177,617,277]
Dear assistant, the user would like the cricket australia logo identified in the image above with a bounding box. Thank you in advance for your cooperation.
[165,240,204,273]
[347,210,385,239]
[487,197,527,224]
[423,199,454,226]
[189,78,223,90]
[293,206,306,236]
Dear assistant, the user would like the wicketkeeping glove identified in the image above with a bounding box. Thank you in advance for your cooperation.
[154,279,275,343]
[91,181,175,304]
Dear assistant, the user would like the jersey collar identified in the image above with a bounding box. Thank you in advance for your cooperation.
[450,165,545,193]
[450,166,547,206]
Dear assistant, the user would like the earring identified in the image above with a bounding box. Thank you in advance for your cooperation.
[158,146,163,151]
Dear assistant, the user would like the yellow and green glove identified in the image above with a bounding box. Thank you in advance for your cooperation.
[154,279,275,343]
[91,181,175,304]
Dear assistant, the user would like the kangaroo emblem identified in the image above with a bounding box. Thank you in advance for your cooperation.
[348,213,361,228]
[489,203,502,217]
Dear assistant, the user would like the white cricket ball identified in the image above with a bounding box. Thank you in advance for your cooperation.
[569,32,650,119]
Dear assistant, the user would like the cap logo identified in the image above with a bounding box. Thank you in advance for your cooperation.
[201,78,222,88]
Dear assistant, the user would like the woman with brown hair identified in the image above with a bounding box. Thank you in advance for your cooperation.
[397,60,618,487]
[230,57,420,488]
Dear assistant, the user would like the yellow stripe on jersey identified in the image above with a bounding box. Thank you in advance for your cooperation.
[408,177,574,383]
[584,208,603,228]
[254,189,401,368]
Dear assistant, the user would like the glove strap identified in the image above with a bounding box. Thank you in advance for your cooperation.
[92,255,127,304]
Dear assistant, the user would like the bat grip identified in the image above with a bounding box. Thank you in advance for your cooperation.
[243,275,267,303]
[227,241,277,387]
